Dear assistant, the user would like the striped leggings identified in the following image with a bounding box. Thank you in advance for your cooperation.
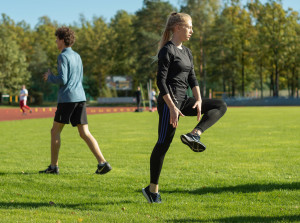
[150,97,227,184]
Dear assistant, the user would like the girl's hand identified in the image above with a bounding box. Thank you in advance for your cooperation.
[192,100,202,121]
[169,106,184,128]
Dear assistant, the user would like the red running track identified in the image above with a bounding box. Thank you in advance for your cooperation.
[0,107,138,122]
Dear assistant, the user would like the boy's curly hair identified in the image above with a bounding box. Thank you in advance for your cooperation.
[55,26,75,47]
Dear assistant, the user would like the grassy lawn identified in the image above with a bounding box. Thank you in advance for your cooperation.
[0,107,299,222]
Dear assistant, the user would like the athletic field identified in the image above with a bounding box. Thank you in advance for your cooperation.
[0,107,299,222]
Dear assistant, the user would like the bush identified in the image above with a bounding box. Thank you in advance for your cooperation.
[30,91,44,105]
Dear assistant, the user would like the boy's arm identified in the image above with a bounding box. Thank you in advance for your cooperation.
[44,55,68,85]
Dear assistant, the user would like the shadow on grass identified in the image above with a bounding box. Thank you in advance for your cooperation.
[0,172,38,175]
[0,172,103,176]
[0,200,133,210]
[162,182,300,195]
[168,215,300,222]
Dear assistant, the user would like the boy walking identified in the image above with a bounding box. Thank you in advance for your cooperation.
[40,26,111,174]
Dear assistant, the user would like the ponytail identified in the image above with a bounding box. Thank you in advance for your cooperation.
[157,12,191,52]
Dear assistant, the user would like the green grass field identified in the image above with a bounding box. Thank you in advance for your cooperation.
[0,107,299,223]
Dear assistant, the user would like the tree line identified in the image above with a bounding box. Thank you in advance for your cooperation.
[0,0,299,102]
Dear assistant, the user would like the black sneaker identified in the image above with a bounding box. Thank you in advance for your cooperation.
[95,162,112,174]
[39,165,59,174]
[142,186,162,203]
[180,133,206,152]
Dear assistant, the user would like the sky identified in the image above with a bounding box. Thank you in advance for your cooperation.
[0,0,299,28]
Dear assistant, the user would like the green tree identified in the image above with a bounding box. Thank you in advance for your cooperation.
[209,1,241,97]
[74,15,111,97]
[83,75,100,99]
[180,0,221,96]
[30,16,58,101]
[0,31,30,96]
[283,9,300,97]
[132,0,175,88]
[205,12,233,95]
[0,15,30,98]
[210,0,255,97]
[253,0,288,97]
[109,10,136,76]
[235,7,254,97]
[34,16,58,69]
[248,0,267,98]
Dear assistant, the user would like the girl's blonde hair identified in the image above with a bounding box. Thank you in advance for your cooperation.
[158,12,191,51]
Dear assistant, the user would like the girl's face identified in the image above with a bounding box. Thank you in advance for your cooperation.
[175,19,193,42]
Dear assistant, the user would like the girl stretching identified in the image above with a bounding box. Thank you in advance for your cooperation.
[142,12,227,203]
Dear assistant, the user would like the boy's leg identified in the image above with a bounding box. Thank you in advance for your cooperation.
[40,103,70,174]
[51,121,65,166]
[77,124,106,164]
[71,102,111,174]
[77,124,111,174]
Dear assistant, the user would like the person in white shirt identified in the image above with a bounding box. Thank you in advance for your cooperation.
[19,85,32,114]
[150,88,157,110]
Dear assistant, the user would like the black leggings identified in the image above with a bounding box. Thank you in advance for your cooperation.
[150,97,227,184]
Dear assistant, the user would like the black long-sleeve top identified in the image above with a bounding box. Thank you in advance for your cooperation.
[157,41,199,103]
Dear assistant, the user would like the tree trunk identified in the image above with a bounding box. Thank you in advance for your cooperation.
[221,54,226,92]
[241,52,245,97]
[269,73,272,97]
[274,60,279,97]
[259,61,263,98]
[270,70,274,97]
[231,78,235,97]
[291,64,296,98]
[203,48,206,97]
[222,65,226,92]
[199,35,204,97]
[287,78,291,97]
[198,62,203,97]
[98,72,105,96]
[296,72,299,98]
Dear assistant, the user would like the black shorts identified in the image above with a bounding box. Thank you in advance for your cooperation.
[54,102,88,127]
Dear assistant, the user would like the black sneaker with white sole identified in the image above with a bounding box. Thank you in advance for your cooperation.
[142,186,162,203]
[95,162,112,174]
[39,165,59,174]
[180,133,206,152]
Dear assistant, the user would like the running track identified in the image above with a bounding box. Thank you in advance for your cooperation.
[0,107,139,122]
